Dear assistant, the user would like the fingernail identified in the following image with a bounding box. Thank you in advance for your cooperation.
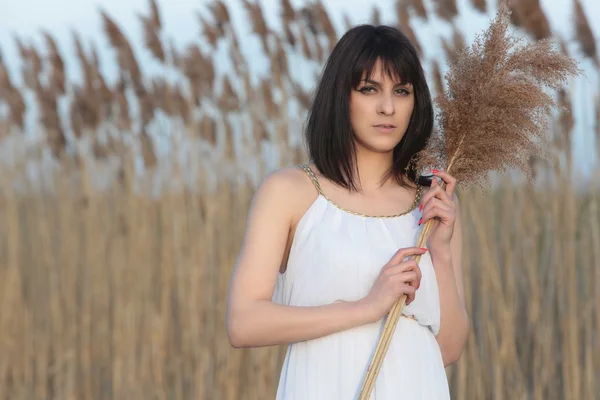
[420,247,428,252]
[418,218,422,226]
[431,169,439,174]
[419,203,423,212]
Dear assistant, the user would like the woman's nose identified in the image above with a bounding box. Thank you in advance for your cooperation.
[377,94,395,115]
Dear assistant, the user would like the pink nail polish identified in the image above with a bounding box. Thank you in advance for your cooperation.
[418,218,422,226]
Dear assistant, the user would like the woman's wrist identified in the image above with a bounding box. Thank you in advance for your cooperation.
[351,298,378,324]
[429,244,453,266]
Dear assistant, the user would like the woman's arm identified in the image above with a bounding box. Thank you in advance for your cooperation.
[430,194,469,366]
[225,168,376,348]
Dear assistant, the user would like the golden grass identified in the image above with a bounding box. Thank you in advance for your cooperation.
[0,0,598,399]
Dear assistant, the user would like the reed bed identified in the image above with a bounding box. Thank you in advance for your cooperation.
[0,0,598,398]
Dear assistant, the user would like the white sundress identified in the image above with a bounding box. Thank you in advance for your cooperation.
[272,164,450,400]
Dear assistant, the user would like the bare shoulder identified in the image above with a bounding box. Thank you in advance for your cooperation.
[255,165,320,223]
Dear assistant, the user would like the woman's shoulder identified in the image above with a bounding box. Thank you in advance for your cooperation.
[254,164,320,221]
[258,164,315,193]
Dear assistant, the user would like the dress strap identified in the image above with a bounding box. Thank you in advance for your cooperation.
[298,164,324,196]
[297,163,422,219]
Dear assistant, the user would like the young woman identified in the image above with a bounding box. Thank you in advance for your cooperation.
[226,24,469,399]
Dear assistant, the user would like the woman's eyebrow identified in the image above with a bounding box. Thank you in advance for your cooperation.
[361,79,413,87]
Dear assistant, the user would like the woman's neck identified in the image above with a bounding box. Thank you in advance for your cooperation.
[353,151,396,193]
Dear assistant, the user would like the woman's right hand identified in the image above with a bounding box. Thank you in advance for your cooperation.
[360,247,426,322]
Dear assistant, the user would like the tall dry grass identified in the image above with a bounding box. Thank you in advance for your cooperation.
[0,0,598,399]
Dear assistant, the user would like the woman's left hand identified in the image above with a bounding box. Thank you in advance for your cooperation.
[418,170,457,255]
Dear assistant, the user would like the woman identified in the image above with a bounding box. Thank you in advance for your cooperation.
[226,24,469,399]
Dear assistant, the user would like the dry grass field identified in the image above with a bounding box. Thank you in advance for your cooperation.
[0,0,598,398]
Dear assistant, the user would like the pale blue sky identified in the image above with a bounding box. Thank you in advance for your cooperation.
[1,0,598,179]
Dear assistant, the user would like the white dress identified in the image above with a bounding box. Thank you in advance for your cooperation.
[272,164,450,400]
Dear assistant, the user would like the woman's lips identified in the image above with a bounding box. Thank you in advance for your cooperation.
[374,124,396,133]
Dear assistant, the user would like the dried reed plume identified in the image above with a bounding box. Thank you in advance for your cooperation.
[509,0,552,40]
[371,7,382,26]
[14,36,42,89]
[406,0,428,20]
[284,24,296,46]
[71,33,115,125]
[573,0,598,64]
[218,77,240,112]
[242,0,270,54]
[70,86,100,137]
[442,26,466,65]
[0,61,26,129]
[148,0,161,29]
[397,3,423,56]
[172,83,191,124]
[101,10,144,96]
[139,14,165,62]
[182,44,214,106]
[208,0,230,36]
[431,60,445,97]
[343,14,353,32]
[253,118,270,143]
[299,28,313,59]
[35,80,67,158]
[281,0,296,25]
[416,1,581,189]
[433,0,458,22]
[313,1,338,47]
[42,32,66,95]
[138,0,165,63]
[291,80,311,109]
[556,88,574,157]
[115,77,132,131]
[198,13,220,48]
[470,0,487,13]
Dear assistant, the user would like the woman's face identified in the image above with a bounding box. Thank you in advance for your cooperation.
[349,59,415,154]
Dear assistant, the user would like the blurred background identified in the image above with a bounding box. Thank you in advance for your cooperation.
[0,0,598,399]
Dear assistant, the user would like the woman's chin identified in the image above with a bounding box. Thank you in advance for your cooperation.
[365,138,403,153]
[363,143,400,154]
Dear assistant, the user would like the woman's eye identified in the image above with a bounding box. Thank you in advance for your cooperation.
[359,87,410,95]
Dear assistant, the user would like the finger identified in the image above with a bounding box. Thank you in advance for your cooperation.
[401,261,422,286]
[421,203,448,225]
[412,265,422,288]
[397,271,418,287]
[422,198,452,215]
[400,283,415,297]
[384,259,418,276]
[403,285,416,303]
[421,206,454,226]
[419,182,445,212]
[384,247,428,267]
[392,263,422,289]
[432,169,457,197]
[405,274,420,290]
[429,181,454,207]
